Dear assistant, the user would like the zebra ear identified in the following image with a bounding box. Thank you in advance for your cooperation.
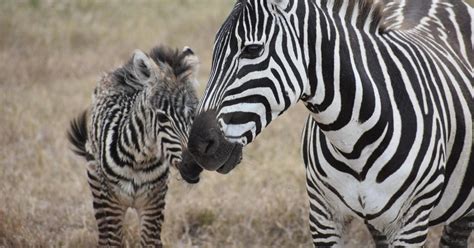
[132,49,158,82]
[271,0,290,10]
[180,46,200,89]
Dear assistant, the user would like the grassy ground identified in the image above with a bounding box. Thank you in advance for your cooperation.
[0,0,472,247]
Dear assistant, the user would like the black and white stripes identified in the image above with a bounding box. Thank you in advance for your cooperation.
[68,46,199,247]
[183,0,473,246]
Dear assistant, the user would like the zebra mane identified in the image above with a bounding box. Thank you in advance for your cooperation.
[105,46,198,94]
[236,0,386,33]
[216,1,245,40]
[149,46,199,84]
[329,0,386,33]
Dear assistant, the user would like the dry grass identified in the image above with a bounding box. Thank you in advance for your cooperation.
[0,0,472,247]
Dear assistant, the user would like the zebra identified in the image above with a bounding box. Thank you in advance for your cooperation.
[177,0,473,246]
[68,46,199,247]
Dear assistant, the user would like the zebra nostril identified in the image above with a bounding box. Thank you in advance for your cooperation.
[204,139,215,154]
[198,130,220,156]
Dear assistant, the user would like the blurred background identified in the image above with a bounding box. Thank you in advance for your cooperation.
[0,0,472,247]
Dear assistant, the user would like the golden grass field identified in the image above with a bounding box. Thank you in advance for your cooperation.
[0,0,472,247]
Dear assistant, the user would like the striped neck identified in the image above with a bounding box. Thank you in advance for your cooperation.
[118,92,160,163]
[302,0,386,125]
[298,0,392,156]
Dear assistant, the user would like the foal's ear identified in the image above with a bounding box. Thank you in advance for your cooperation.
[182,47,199,72]
[180,46,200,88]
[132,49,158,82]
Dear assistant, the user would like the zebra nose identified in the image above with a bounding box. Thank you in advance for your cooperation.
[187,110,222,158]
[187,109,240,172]
[194,128,220,156]
[177,150,202,184]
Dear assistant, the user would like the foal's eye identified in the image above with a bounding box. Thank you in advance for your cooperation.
[241,44,264,59]
[157,113,169,123]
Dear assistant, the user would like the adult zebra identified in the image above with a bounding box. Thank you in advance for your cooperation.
[178,0,473,246]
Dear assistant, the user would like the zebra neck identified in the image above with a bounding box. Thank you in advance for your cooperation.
[302,0,388,154]
[119,93,159,162]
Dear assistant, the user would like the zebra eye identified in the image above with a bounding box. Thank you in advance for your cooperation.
[157,113,169,123]
[241,44,264,59]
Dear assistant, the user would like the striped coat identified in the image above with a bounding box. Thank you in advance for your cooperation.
[178,0,473,246]
[68,46,199,247]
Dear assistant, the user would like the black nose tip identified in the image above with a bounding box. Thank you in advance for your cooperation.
[187,110,223,158]
[177,150,202,184]
[194,129,220,156]
[187,109,241,172]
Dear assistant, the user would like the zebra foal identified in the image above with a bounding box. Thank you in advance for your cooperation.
[68,46,199,247]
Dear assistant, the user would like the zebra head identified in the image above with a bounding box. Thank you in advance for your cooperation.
[179,0,310,182]
[131,47,200,173]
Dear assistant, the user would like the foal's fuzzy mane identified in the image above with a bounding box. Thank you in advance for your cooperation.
[106,45,197,94]
[149,46,197,81]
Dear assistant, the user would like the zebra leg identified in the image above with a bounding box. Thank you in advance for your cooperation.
[440,213,473,248]
[306,179,344,247]
[87,162,126,247]
[137,180,168,248]
[390,210,432,247]
[367,223,389,248]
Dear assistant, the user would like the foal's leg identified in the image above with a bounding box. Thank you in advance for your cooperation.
[367,223,389,248]
[440,213,473,248]
[87,162,127,247]
[137,179,168,248]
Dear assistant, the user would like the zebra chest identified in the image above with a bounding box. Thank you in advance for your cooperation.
[314,151,424,230]
[322,178,403,215]
[307,119,422,216]
[106,160,169,207]
[100,147,169,201]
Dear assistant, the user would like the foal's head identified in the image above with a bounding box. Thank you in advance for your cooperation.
[129,46,200,170]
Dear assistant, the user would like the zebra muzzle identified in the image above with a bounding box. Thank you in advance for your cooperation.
[185,110,244,175]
